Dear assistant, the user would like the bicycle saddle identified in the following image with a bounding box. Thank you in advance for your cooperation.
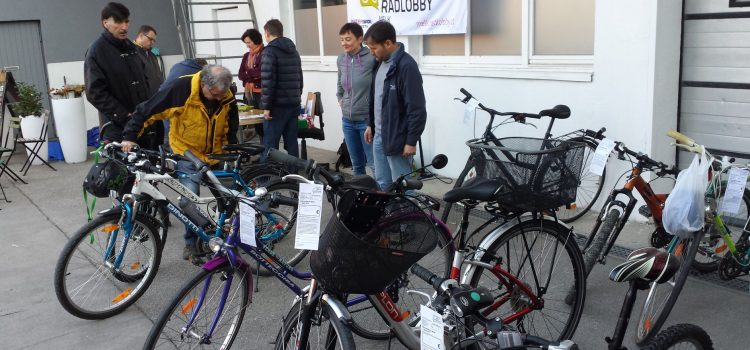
[207,153,242,162]
[443,178,504,203]
[609,247,681,284]
[222,143,265,156]
[539,105,571,119]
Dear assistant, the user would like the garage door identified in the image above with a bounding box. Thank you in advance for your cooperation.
[0,21,50,112]
[680,1,750,164]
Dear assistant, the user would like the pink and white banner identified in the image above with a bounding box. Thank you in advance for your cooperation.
[348,0,468,36]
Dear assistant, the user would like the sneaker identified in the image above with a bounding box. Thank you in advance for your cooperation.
[183,245,206,266]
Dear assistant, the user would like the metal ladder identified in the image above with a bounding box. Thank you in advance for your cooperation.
[171,0,257,65]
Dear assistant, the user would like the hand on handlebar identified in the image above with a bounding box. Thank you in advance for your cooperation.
[121,140,139,152]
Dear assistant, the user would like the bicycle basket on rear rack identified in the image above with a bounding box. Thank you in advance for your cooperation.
[466,137,585,212]
[310,188,438,294]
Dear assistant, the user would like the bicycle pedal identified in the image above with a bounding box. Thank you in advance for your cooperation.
[638,205,651,218]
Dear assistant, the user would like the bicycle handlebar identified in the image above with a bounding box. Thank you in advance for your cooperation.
[667,129,704,154]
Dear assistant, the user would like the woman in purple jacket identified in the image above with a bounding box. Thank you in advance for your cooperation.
[238,28,264,108]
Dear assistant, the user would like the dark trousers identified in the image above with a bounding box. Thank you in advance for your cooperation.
[262,105,299,159]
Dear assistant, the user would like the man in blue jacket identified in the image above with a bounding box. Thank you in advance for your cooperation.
[260,19,303,159]
[363,21,426,190]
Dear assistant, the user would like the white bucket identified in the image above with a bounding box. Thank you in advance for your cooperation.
[52,97,87,163]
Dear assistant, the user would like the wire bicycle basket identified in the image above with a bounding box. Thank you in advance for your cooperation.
[310,188,438,294]
[466,137,586,212]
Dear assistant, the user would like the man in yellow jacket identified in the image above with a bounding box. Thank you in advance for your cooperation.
[121,64,238,263]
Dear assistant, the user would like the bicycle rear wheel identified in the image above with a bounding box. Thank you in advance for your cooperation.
[558,137,605,223]
[466,219,586,341]
[144,263,250,349]
[640,323,714,350]
[54,211,161,319]
[275,296,356,350]
[635,232,701,345]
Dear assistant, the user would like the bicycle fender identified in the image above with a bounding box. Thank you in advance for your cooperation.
[461,214,572,284]
[321,294,353,325]
[97,206,122,216]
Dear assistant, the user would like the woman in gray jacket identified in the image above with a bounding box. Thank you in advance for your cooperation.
[337,22,376,176]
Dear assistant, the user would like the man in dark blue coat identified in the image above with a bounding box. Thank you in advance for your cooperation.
[363,21,427,190]
[260,19,303,159]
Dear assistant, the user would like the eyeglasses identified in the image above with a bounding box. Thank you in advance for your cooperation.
[144,34,156,43]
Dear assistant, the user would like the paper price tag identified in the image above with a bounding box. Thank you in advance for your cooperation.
[720,167,749,215]
[239,200,257,247]
[589,138,616,176]
[420,305,444,350]
[463,98,479,126]
[295,183,324,250]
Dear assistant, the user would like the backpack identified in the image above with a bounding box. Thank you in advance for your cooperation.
[335,140,352,172]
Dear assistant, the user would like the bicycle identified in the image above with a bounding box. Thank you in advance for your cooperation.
[441,88,607,225]
[407,246,714,350]
[146,149,454,349]
[54,145,298,319]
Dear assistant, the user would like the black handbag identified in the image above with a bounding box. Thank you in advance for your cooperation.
[82,159,133,198]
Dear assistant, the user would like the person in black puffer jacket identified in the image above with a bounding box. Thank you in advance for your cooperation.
[260,19,303,159]
[84,2,155,147]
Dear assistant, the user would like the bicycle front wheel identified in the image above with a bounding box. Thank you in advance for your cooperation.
[275,297,356,350]
[635,233,701,345]
[144,263,250,349]
[558,137,605,223]
[467,219,586,341]
[249,182,304,276]
[54,211,161,319]
[640,323,714,350]
[692,187,750,273]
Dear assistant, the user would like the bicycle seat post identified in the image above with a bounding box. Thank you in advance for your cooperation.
[606,279,648,350]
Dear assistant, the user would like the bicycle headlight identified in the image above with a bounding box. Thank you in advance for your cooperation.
[208,237,224,252]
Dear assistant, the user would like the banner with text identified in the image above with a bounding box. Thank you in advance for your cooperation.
[348,0,467,36]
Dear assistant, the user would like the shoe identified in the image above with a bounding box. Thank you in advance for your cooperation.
[182,245,206,266]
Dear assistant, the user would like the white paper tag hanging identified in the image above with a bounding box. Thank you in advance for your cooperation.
[720,167,749,215]
[589,138,616,176]
[463,98,479,126]
[420,304,444,350]
[295,183,324,250]
[239,200,257,247]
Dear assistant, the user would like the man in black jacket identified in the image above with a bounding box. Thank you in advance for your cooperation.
[84,2,160,148]
[363,21,426,190]
[260,19,303,159]
[133,25,163,97]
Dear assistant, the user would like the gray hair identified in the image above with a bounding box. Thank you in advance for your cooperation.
[200,64,233,91]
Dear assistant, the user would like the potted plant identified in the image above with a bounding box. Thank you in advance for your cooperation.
[13,82,48,164]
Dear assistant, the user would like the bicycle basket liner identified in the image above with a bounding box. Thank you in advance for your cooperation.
[310,189,438,294]
[83,158,134,198]
[466,137,585,212]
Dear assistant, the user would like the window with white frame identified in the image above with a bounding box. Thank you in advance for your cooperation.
[423,0,594,62]
[292,0,347,57]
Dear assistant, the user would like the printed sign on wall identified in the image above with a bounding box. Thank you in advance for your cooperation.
[349,0,468,35]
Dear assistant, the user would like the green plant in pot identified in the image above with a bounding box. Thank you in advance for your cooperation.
[14,82,44,117]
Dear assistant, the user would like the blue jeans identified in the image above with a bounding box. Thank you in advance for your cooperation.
[177,160,201,245]
[342,118,374,176]
[262,105,299,161]
[373,134,414,190]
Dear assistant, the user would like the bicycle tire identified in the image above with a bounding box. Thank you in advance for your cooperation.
[275,297,356,350]
[347,220,454,340]
[54,211,161,320]
[635,233,701,345]
[143,263,250,349]
[466,219,586,341]
[692,187,750,273]
[640,323,714,350]
[240,163,289,189]
[138,200,169,248]
[558,137,606,223]
[247,182,304,277]
[440,157,476,226]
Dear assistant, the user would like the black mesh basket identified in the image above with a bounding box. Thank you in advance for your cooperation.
[466,137,585,212]
[310,189,438,294]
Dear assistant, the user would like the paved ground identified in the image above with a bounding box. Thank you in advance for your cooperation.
[1,146,748,349]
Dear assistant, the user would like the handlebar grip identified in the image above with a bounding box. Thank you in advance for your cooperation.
[404,178,423,191]
[270,192,299,208]
[184,150,207,171]
[267,148,313,171]
[410,264,442,292]
[459,88,472,99]
[667,129,695,146]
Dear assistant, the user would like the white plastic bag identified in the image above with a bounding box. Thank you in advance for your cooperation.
[663,151,711,238]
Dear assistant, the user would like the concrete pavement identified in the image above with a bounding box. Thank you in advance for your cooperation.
[0,146,748,349]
